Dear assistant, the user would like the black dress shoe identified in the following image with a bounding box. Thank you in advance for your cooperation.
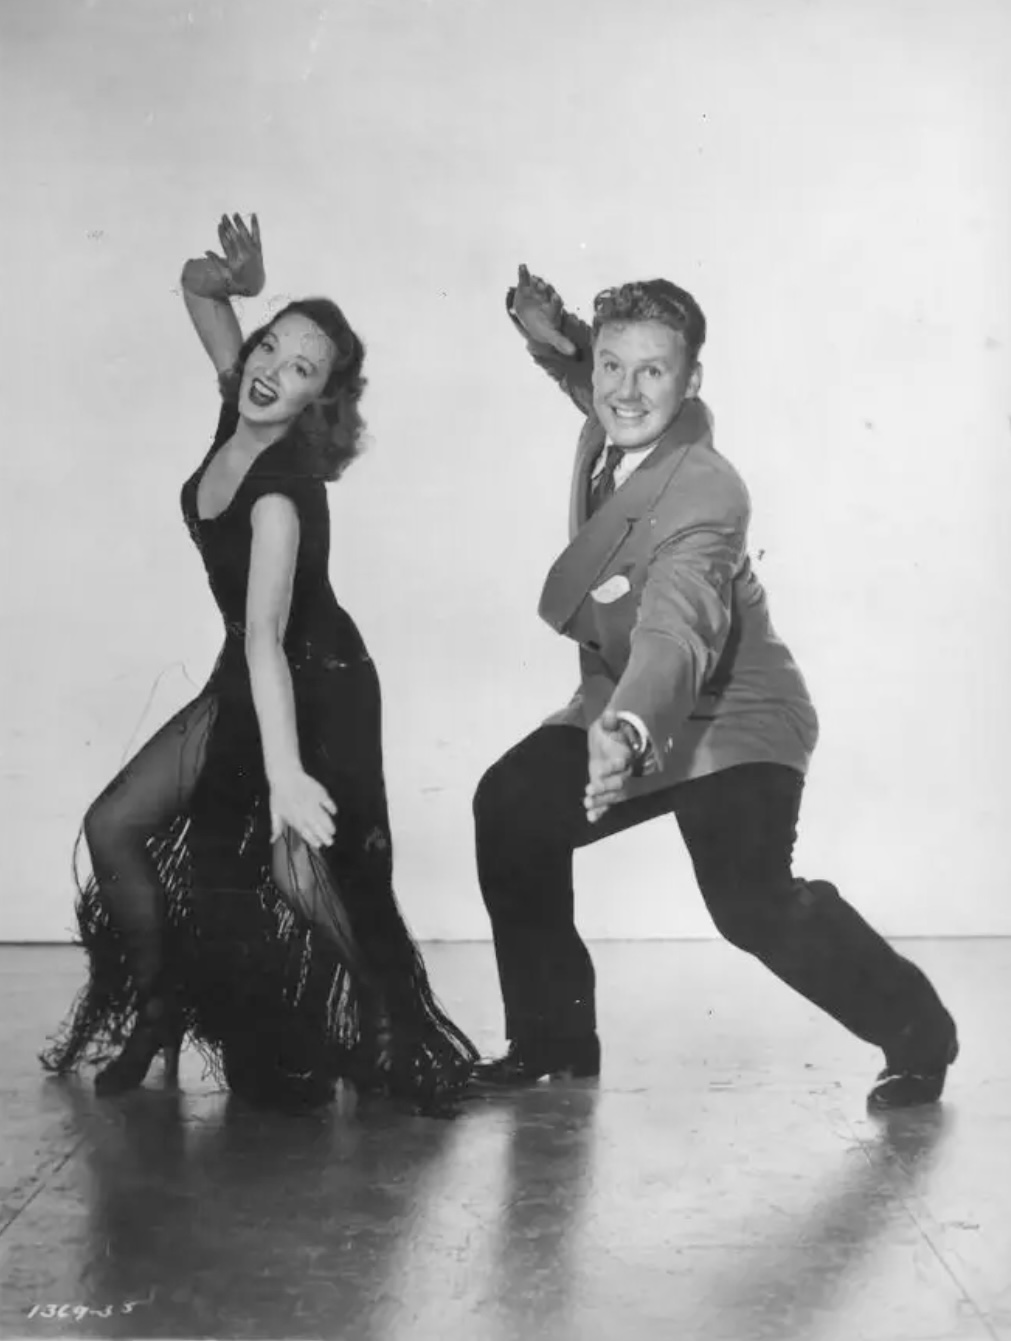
[867,1034,959,1112]
[471,1035,601,1086]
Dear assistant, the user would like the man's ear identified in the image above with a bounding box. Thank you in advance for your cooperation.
[688,361,704,398]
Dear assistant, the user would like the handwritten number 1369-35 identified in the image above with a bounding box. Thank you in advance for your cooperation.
[27,1302,146,1320]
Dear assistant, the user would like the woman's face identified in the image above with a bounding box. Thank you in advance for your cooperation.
[238,312,336,427]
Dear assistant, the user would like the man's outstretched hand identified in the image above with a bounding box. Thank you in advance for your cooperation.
[585,710,638,823]
[513,264,577,355]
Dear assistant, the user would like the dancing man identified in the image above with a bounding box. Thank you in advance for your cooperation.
[471,265,958,1110]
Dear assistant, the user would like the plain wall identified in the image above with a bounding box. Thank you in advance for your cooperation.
[2,0,1010,942]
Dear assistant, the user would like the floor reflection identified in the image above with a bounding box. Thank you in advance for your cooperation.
[48,1077,465,1338]
[6,941,1003,1341]
[483,1085,601,1334]
[706,1105,955,1338]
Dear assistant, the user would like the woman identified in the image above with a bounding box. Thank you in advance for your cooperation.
[41,214,477,1114]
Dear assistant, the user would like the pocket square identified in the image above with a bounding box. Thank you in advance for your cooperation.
[591,574,631,604]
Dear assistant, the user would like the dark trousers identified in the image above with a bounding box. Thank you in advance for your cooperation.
[474,726,954,1068]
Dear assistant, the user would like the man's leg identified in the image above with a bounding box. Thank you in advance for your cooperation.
[672,763,958,1106]
[473,724,679,1075]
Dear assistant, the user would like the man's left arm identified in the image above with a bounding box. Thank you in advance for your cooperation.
[584,518,745,820]
[613,522,743,752]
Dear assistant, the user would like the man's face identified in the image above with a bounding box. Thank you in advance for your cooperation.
[592,319,701,451]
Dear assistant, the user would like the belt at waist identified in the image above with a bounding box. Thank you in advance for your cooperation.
[222,621,370,670]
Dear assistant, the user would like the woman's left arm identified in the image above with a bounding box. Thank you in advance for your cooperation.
[246,496,336,849]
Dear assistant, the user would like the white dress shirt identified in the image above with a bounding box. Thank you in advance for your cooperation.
[590,438,647,492]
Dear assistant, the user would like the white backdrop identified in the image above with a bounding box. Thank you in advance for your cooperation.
[2,0,1010,942]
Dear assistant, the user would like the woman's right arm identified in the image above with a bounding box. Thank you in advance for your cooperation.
[180,213,264,375]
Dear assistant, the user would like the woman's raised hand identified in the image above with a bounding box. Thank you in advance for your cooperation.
[199,212,266,299]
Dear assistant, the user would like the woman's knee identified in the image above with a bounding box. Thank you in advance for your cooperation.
[83,785,142,865]
[83,794,121,863]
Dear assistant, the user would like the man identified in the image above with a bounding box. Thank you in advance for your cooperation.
[472,265,958,1110]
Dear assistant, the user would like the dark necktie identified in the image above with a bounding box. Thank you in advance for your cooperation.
[588,442,625,516]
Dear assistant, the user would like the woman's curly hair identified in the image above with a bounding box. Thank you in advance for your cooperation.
[220,297,367,482]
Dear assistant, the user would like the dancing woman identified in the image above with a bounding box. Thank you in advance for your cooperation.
[41,214,477,1113]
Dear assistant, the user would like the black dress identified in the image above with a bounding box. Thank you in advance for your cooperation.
[41,396,477,1113]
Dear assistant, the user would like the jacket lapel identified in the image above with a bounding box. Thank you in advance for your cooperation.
[539,397,711,636]
[569,416,606,538]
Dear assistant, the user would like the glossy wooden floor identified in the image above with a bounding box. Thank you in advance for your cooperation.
[1,940,1008,1341]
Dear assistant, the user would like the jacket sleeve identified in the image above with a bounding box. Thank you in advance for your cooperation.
[505,287,595,415]
[607,512,746,768]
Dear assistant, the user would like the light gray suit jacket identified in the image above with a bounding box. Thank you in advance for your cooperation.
[515,295,819,797]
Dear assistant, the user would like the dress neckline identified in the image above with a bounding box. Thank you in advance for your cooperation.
[193,438,285,525]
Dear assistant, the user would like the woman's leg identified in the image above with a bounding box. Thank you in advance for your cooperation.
[272,657,477,1107]
[82,693,217,1091]
[271,831,366,976]
[271,820,396,1072]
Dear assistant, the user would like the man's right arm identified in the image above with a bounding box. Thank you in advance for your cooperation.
[506,267,595,415]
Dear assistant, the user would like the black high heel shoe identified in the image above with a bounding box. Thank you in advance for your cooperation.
[94,997,184,1097]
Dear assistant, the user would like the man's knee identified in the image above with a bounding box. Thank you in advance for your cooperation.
[473,754,532,834]
[472,748,568,903]
[705,877,837,954]
[474,729,584,830]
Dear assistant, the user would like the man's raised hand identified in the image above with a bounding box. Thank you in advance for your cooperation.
[513,264,577,355]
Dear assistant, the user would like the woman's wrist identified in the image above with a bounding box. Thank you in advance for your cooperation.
[181,257,230,300]
[266,756,304,788]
